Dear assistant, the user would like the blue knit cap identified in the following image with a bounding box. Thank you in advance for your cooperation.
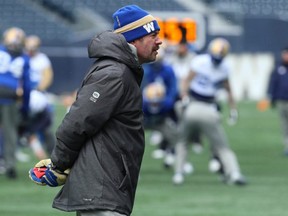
[113,5,160,42]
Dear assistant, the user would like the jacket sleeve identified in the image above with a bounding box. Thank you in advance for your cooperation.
[267,68,278,101]
[51,66,124,170]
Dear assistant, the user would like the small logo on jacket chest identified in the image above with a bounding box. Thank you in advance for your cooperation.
[90,91,100,103]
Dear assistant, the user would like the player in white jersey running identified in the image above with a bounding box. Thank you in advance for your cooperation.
[172,38,247,186]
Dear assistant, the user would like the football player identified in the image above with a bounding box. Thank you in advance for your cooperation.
[142,49,178,168]
[172,38,247,185]
[267,47,288,156]
[168,40,203,154]
[0,27,31,178]
[18,35,55,159]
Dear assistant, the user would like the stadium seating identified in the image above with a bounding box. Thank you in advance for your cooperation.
[0,0,187,44]
[208,0,288,19]
[0,0,73,43]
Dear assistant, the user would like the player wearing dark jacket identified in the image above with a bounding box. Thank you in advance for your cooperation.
[267,47,288,155]
[268,50,288,103]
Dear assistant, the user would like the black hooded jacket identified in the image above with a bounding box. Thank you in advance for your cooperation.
[51,31,145,215]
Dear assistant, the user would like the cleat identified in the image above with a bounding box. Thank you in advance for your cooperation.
[151,149,165,159]
[172,173,184,185]
[6,168,17,179]
[192,143,203,154]
[164,152,175,166]
[149,131,163,146]
[208,158,221,173]
[233,178,247,186]
[223,172,247,186]
[284,149,288,157]
[183,162,194,174]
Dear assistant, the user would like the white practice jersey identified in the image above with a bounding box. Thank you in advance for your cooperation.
[169,52,195,81]
[190,54,230,97]
[29,52,51,89]
[29,89,49,114]
[168,52,195,95]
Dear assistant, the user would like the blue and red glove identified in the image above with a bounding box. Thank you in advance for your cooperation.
[29,159,70,187]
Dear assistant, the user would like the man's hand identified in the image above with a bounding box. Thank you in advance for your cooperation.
[227,108,238,126]
[29,159,70,187]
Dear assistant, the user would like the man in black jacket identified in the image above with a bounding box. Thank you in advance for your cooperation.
[268,47,288,156]
[29,5,162,216]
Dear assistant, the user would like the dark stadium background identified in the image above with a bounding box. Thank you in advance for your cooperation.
[1,0,287,94]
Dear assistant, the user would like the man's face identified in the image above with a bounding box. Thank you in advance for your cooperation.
[178,43,188,57]
[282,50,288,65]
[131,31,162,64]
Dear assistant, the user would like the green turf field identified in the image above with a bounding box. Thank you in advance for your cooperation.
[0,101,287,216]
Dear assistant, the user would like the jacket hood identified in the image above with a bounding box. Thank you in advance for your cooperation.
[88,31,140,70]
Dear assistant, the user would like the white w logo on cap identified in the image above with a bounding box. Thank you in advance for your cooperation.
[143,22,155,33]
